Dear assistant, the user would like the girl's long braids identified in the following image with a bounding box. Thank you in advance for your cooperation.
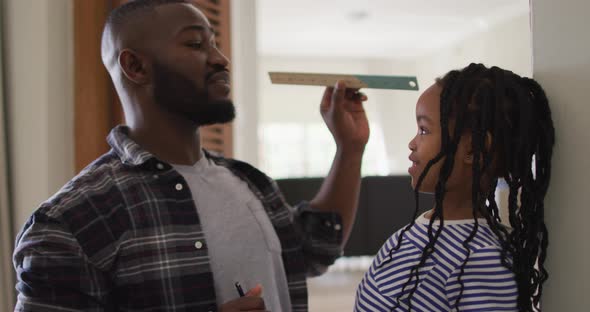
[377,63,554,311]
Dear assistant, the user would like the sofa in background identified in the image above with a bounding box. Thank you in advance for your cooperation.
[276,175,434,256]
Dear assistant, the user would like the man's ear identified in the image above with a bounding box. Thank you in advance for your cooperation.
[118,49,150,84]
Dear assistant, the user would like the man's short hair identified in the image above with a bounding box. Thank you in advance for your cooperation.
[105,0,190,34]
[101,0,193,70]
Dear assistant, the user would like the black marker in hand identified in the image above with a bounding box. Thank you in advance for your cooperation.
[235,282,245,297]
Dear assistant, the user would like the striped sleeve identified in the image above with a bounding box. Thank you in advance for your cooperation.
[354,234,404,312]
[355,264,397,312]
[445,246,518,312]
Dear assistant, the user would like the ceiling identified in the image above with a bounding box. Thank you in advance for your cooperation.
[257,0,530,59]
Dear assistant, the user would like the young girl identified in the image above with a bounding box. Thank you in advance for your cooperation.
[355,63,554,312]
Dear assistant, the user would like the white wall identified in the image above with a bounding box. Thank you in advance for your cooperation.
[532,0,590,309]
[0,2,15,310]
[230,0,260,166]
[3,0,74,235]
[416,13,532,84]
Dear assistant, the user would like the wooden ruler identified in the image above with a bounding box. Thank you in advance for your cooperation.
[269,72,419,91]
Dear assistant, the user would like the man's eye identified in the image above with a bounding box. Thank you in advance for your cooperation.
[187,42,202,49]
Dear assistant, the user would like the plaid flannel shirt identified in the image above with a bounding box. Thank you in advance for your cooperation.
[13,125,343,312]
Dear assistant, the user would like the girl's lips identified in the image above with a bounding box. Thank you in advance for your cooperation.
[408,161,418,175]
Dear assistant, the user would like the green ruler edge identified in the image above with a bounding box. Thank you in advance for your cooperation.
[269,72,419,91]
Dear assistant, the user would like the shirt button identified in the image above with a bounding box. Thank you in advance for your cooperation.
[175,183,184,191]
[195,241,203,249]
[156,163,165,170]
[334,224,342,231]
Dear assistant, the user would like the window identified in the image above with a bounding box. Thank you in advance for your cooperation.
[259,122,389,179]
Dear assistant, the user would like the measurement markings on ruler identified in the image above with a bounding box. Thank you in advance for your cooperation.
[269,72,419,91]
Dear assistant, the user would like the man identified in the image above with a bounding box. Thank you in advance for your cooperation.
[13,0,369,311]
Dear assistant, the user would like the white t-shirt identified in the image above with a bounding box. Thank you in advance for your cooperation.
[173,153,291,310]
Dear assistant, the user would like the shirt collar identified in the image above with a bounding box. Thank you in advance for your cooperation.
[107,125,157,167]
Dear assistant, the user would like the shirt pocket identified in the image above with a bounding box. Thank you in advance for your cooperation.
[247,199,282,253]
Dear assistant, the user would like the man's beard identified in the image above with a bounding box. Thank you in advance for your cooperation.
[152,62,235,127]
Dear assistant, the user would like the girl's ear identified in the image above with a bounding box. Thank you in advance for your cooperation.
[465,153,474,165]
[458,133,474,165]
[463,132,493,165]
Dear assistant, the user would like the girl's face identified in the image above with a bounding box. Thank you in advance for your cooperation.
[408,84,472,193]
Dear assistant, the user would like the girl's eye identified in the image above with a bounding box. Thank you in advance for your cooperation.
[418,127,428,135]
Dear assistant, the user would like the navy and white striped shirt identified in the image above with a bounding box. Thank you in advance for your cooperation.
[355,212,517,312]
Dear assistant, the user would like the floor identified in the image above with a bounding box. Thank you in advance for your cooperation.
[307,257,372,311]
